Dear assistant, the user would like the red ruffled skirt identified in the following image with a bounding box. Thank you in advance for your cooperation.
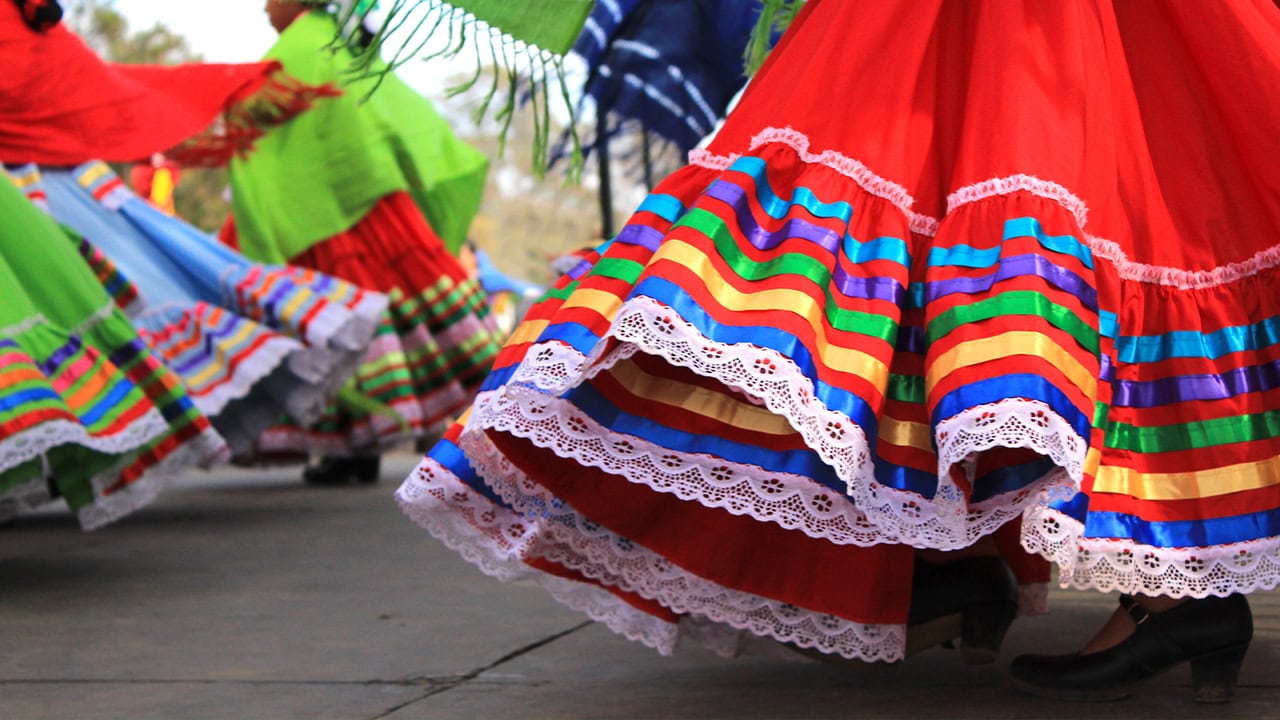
[397,0,1280,662]
[225,191,501,456]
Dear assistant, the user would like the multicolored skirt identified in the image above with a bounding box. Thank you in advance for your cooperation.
[225,191,503,456]
[0,177,226,529]
[12,162,387,458]
[396,0,1280,662]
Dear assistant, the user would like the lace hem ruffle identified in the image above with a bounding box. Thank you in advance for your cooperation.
[0,412,170,478]
[78,425,228,531]
[458,431,910,661]
[400,452,907,661]
[394,456,683,653]
[1023,503,1280,598]
[467,385,886,546]
[469,295,1089,549]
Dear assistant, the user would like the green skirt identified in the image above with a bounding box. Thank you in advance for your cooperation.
[0,178,226,529]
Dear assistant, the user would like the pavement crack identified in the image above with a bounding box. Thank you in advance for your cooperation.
[369,620,592,719]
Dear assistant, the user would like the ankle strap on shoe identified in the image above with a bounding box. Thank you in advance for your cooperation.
[1119,594,1150,625]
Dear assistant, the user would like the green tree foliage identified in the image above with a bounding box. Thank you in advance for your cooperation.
[65,1,231,232]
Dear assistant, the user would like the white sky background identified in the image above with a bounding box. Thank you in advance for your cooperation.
[112,0,485,100]
[110,1,628,202]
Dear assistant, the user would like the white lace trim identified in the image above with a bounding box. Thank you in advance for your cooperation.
[463,429,909,661]
[79,469,168,531]
[70,301,119,337]
[599,298,886,533]
[394,457,681,653]
[315,292,387,352]
[1085,236,1280,290]
[78,425,228,531]
[867,398,1085,546]
[689,126,1280,289]
[0,476,55,515]
[1022,503,1280,598]
[944,175,1280,290]
[614,297,1083,548]
[507,341,594,393]
[475,297,1085,550]
[538,574,685,655]
[466,385,886,546]
[674,615,815,660]
[401,452,907,662]
[0,412,170,478]
[0,313,50,337]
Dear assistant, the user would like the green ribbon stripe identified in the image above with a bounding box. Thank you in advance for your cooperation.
[1103,407,1280,453]
[927,291,1100,356]
[677,208,899,343]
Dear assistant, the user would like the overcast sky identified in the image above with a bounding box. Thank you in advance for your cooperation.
[114,1,276,61]
[111,0,458,97]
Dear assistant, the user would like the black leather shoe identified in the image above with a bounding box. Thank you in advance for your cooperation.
[350,455,381,484]
[303,455,381,485]
[906,556,1019,664]
[790,555,1019,665]
[1010,593,1252,703]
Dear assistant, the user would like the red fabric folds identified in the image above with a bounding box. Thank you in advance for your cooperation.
[285,191,474,298]
[0,4,339,165]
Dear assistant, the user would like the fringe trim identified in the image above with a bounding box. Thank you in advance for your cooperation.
[166,67,342,168]
[744,0,805,75]
[346,1,585,178]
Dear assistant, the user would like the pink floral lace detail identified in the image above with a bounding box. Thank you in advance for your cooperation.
[688,126,939,237]
[691,126,1280,288]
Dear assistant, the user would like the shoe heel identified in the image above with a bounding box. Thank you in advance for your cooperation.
[1190,644,1248,704]
[959,601,1016,665]
[905,612,962,659]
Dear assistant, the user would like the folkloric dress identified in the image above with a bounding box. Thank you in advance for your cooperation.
[396,0,1280,661]
[220,10,502,456]
[0,178,226,529]
[0,0,341,524]
[11,162,386,458]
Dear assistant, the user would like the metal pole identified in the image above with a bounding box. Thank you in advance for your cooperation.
[596,114,615,239]
[641,126,654,191]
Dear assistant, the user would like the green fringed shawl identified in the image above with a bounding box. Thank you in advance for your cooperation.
[228,11,488,262]
[745,0,805,75]
[351,0,594,177]
[443,0,594,55]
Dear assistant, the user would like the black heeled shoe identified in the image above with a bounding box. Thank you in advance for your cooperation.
[789,555,1019,665]
[1010,593,1253,703]
[350,455,381,484]
[302,455,381,485]
[906,556,1019,664]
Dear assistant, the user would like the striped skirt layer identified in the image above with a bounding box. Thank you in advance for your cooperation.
[397,0,1280,661]
[0,179,226,530]
[257,191,503,457]
[12,162,387,460]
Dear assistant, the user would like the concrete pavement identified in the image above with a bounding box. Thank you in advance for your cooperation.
[3,454,1280,719]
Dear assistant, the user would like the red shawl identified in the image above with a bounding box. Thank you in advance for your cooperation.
[0,4,338,166]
